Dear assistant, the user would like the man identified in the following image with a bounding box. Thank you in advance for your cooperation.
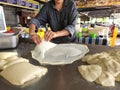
[29,0,78,44]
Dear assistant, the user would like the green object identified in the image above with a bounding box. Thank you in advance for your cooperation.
[82,28,88,31]
[90,33,96,38]
[77,32,82,38]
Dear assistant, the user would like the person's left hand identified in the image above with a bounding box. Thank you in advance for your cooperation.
[44,30,57,41]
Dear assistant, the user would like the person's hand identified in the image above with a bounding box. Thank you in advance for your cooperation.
[30,34,41,44]
[44,30,57,41]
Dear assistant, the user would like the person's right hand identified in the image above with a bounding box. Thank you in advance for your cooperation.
[30,34,41,44]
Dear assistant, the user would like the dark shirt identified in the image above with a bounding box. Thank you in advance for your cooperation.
[30,0,78,44]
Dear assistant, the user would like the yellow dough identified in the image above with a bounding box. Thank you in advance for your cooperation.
[95,71,115,86]
[78,65,102,82]
[0,52,17,60]
[0,62,48,85]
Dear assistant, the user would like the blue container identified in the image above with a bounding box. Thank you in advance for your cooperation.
[95,37,99,45]
[82,37,85,44]
[88,37,92,44]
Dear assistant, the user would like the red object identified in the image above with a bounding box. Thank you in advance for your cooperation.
[3,30,15,33]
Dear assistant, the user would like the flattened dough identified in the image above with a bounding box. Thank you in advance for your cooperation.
[32,44,89,65]
[2,57,29,70]
[95,71,115,86]
[82,52,111,64]
[5,55,18,61]
[78,65,102,82]
[31,40,56,59]
[115,73,120,81]
[0,62,48,85]
[106,60,120,77]
[0,52,17,60]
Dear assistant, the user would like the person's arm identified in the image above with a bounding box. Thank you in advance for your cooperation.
[29,4,48,44]
[29,24,41,44]
[64,2,77,38]
[44,2,77,41]
[44,29,69,41]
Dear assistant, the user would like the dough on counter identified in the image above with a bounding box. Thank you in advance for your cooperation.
[78,65,102,82]
[0,62,48,85]
[0,52,18,60]
[95,71,115,86]
[0,60,7,69]
[4,55,18,61]
[32,44,88,65]
[2,57,29,70]
[106,60,120,77]
[31,40,56,59]
[108,50,120,63]
[115,73,120,81]
[82,52,110,64]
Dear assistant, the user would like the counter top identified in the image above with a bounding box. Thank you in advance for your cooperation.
[0,42,120,90]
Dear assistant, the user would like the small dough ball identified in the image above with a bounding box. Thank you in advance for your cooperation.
[78,65,102,82]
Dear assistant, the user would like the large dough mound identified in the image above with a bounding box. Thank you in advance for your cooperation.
[95,71,115,86]
[0,62,47,85]
[78,65,102,82]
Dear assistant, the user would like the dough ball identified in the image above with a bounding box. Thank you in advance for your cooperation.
[78,65,102,82]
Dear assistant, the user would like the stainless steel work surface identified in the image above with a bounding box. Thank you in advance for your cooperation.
[0,42,120,90]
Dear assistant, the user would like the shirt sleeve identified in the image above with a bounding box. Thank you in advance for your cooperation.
[29,4,48,28]
[64,2,77,38]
